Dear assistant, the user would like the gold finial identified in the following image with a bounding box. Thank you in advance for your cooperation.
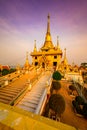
[47,13,50,34]
[34,40,37,52]
[57,36,60,49]
[24,51,30,70]
[64,48,66,58]
[48,13,50,19]
[72,61,74,67]
[57,36,58,45]
[26,51,28,60]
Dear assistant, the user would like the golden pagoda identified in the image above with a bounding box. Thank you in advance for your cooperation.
[24,52,30,70]
[62,48,68,66]
[59,48,69,72]
[30,14,62,68]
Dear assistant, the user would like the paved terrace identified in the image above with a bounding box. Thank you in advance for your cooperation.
[15,71,87,130]
[60,80,87,130]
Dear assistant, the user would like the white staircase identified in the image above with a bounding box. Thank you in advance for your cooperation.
[16,71,52,114]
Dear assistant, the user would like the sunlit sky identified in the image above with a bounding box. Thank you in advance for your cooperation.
[0,0,87,66]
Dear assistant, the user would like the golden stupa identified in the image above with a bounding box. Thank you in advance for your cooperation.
[24,52,30,70]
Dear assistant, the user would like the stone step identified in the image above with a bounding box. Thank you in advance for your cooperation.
[0,90,17,95]
[0,95,12,101]
[22,100,38,105]
[19,101,37,109]
[2,88,23,92]
[22,96,40,102]
[17,104,35,112]
[0,92,15,98]
[0,98,10,104]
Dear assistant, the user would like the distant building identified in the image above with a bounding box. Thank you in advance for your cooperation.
[0,65,10,71]
[81,63,87,68]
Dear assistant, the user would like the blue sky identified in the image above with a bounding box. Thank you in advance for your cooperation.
[0,0,87,66]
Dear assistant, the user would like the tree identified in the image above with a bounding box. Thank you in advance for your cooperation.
[49,94,65,116]
[9,68,16,73]
[69,84,76,91]
[72,100,83,114]
[68,84,77,95]
[52,71,62,80]
[81,62,87,68]
[50,80,61,94]
[72,96,85,115]
[2,69,9,76]
[82,103,87,119]
[43,102,49,117]
[75,96,85,105]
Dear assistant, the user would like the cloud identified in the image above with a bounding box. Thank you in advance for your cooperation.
[0,0,87,66]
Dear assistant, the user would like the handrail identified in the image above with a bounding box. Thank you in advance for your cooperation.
[35,74,52,115]
[35,88,47,114]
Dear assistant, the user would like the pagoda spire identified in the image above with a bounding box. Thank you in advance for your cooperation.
[47,14,50,34]
[33,40,37,52]
[63,48,68,65]
[26,51,28,61]
[24,51,30,70]
[25,51,29,65]
[41,14,54,51]
[64,48,66,59]
[57,36,60,49]
[45,14,52,42]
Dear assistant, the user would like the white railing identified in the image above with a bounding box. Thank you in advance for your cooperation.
[35,88,47,115]
[35,73,52,115]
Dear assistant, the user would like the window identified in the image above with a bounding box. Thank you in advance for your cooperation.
[35,56,37,59]
[54,56,57,59]
[35,62,38,66]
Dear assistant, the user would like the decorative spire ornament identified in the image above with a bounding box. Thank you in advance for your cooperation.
[34,40,37,52]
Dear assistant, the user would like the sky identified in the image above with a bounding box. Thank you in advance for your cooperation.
[0,0,87,66]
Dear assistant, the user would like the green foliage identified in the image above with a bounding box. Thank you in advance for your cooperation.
[43,102,49,117]
[52,71,62,80]
[50,80,61,94]
[72,100,83,114]
[49,94,65,115]
[82,103,87,119]
[9,68,16,73]
[2,69,9,76]
[69,85,76,91]
[72,96,87,117]
[1,68,16,76]
[75,96,85,105]
[81,62,87,68]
